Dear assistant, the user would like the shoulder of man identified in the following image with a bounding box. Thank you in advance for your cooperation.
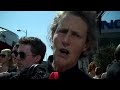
[13,64,50,79]
[30,64,50,79]
[0,72,17,80]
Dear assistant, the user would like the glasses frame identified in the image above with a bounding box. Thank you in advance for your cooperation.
[17,51,35,59]
[11,50,18,57]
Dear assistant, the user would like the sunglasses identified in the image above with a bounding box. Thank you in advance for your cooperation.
[17,51,35,59]
[11,51,18,57]
[0,54,6,58]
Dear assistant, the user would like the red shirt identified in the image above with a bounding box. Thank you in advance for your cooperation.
[49,72,59,79]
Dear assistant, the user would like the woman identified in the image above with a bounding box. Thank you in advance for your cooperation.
[49,11,97,79]
[0,49,16,73]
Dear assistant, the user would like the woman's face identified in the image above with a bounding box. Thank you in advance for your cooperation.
[52,14,89,72]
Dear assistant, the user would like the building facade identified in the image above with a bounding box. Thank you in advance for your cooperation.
[99,11,120,47]
[0,27,19,51]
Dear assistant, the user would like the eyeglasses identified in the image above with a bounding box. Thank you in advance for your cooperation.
[11,51,18,57]
[0,54,6,58]
[17,51,35,59]
[12,51,35,59]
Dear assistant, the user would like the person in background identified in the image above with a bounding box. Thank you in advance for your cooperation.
[93,67,102,79]
[11,43,19,72]
[101,64,111,79]
[0,37,48,79]
[88,61,97,78]
[0,49,16,73]
[106,44,120,80]
[48,11,97,79]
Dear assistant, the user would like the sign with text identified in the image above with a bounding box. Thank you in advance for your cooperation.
[101,19,120,33]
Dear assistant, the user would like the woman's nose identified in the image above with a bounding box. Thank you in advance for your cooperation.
[62,33,71,47]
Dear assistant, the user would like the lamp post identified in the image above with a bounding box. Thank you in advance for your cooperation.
[17,29,27,37]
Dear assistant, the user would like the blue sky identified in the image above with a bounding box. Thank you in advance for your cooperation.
[102,11,120,21]
[0,11,57,61]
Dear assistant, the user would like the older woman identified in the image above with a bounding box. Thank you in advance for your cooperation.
[49,11,97,79]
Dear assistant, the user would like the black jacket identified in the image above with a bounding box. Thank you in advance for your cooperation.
[59,63,92,80]
[10,64,49,79]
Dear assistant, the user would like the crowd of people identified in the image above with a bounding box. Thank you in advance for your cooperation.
[0,11,120,80]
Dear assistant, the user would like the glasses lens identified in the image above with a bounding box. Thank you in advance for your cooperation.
[19,52,26,59]
[12,51,18,57]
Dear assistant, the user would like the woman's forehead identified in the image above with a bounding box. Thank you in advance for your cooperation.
[58,14,88,33]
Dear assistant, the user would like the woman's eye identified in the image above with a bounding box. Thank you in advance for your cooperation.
[57,29,68,34]
[72,32,81,38]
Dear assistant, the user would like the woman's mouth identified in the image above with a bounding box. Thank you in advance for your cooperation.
[58,48,70,58]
